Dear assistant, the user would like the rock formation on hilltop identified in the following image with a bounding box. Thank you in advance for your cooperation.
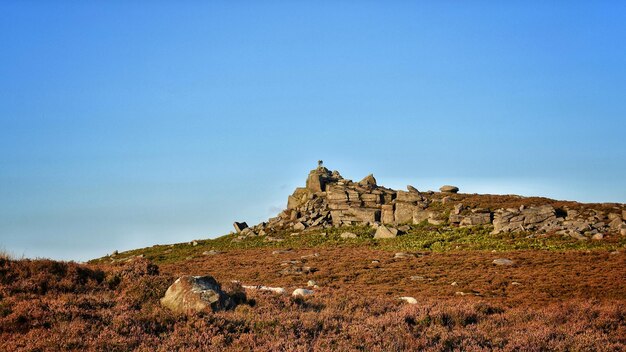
[233,163,626,241]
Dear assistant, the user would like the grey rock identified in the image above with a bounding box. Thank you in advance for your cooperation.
[292,288,314,297]
[439,185,459,194]
[161,276,233,313]
[381,204,395,224]
[460,213,491,227]
[396,191,422,203]
[394,202,417,224]
[407,185,420,193]
[569,232,588,241]
[202,250,222,256]
[340,232,358,239]
[374,225,398,239]
[492,258,514,266]
[358,174,377,187]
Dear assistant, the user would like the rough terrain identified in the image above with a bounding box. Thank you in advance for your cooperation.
[1,164,625,351]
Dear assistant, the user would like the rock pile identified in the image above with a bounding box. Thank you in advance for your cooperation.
[233,163,626,241]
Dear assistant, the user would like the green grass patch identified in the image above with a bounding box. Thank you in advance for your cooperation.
[91,224,626,265]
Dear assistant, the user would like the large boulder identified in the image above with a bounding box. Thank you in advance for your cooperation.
[161,275,232,314]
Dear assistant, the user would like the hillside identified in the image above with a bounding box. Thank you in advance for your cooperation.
[2,164,626,351]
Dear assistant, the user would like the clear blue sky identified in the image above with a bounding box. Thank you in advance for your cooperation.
[1,1,625,261]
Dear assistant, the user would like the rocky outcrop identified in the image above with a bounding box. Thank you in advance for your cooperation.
[233,163,625,240]
[161,276,233,313]
[492,205,558,234]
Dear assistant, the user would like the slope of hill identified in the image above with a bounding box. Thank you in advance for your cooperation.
[2,165,626,351]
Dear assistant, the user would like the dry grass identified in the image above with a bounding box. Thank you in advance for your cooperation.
[2,248,626,351]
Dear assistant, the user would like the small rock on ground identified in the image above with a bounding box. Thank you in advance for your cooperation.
[398,296,418,304]
[492,258,515,266]
[292,288,314,297]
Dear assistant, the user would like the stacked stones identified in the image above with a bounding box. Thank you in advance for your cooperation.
[232,164,626,240]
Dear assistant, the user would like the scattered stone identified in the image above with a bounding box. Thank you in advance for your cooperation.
[272,249,292,255]
[398,296,418,304]
[300,253,320,259]
[191,240,198,246]
[511,282,522,286]
[394,252,415,259]
[492,258,514,266]
[569,232,588,241]
[242,285,286,294]
[374,225,398,239]
[591,233,604,240]
[233,222,248,233]
[292,288,314,297]
[439,185,459,194]
[451,282,458,286]
[340,232,358,239]
[371,260,380,264]
[264,236,284,243]
[427,218,445,225]
[202,250,221,256]
[161,276,233,313]
[307,280,317,287]
[397,225,411,232]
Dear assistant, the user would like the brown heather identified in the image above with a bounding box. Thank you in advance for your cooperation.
[1,248,626,351]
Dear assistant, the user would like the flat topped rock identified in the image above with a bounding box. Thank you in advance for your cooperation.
[439,185,459,194]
